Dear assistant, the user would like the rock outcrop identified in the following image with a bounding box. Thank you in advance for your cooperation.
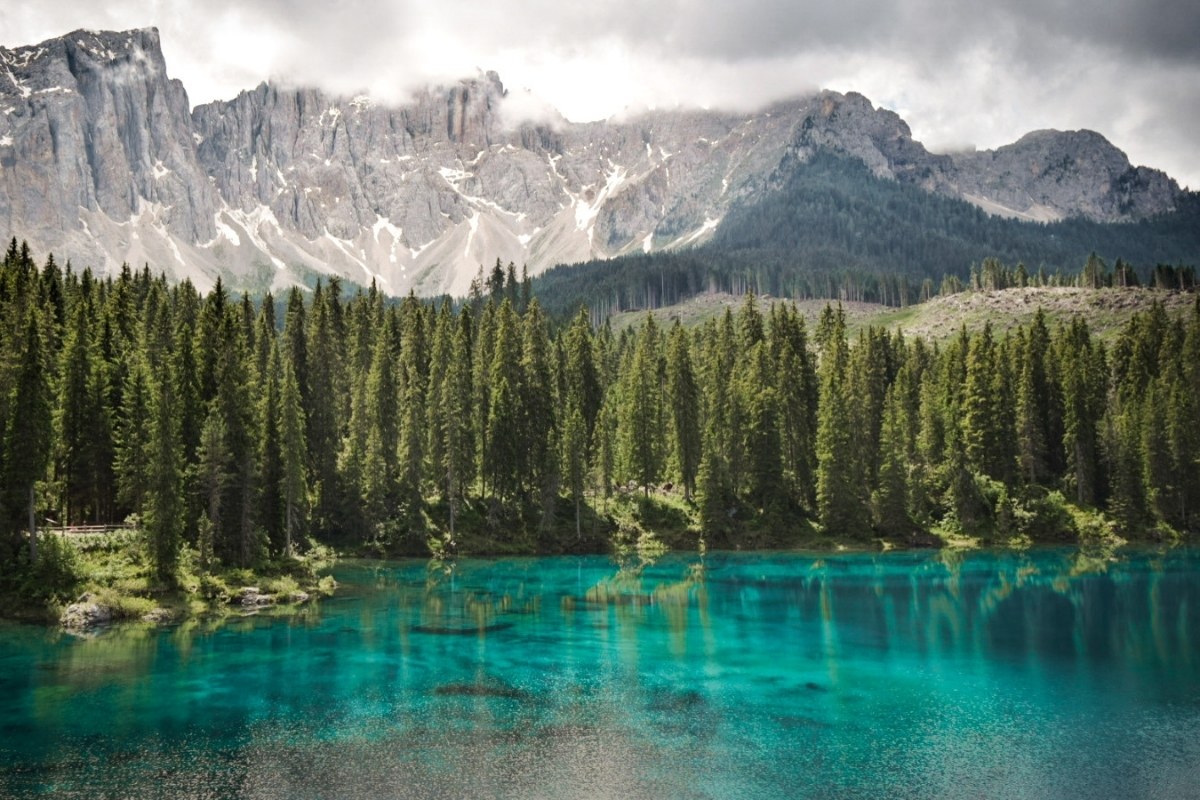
[1,29,217,276]
[780,91,1183,223]
[1,27,1186,296]
[945,129,1182,222]
[233,586,275,607]
[60,592,114,630]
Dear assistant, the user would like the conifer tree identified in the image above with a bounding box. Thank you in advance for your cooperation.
[114,356,153,517]
[847,327,889,487]
[487,259,506,303]
[770,305,818,512]
[1172,300,1200,529]
[1141,376,1177,526]
[252,292,276,386]
[738,291,764,350]
[816,305,868,536]
[1105,402,1149,530]
[145,369,182,584]
[1058,318,1104,506]
[1015,310,1057,485]
[56,300,97,523]
[619,313,663,497]
[306,283,342,533]
[171,286,205,543]
[557,306,605,534]
[398,298,428,523]
[563,308,602,436]
[485,300,523,502]
[561,402,588,539]
[872,382,912,536]
[364,313,399,529]
[700,310,743,508]
[88,316,117,523]
[741,341,783,514]
[217,316,259,566]
[665,322,701,499]
[279,356,307,556]
[193,409,228,573]
[4,315,52,560]
[442,312,473,535]
[6,241,1200,573]
[338,295,374,537]
[521,299,557,507]
[283,287,309,420]
[425,300,454,497]
[259,342,286,553]
[472,301,496,497]
[962,323,1012,482]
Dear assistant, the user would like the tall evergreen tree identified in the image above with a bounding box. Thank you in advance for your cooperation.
[770,305,818,512]
[1015,310,1059,485]
[441,312,474,536]
[741,341,783,514]
[364,313,399,529]
[665,322,701,499]
[425,300,454,497]
[485,300,523,502]
[872,382,912,536]
[56,300,98,523]
[962,323,1011,482]
[816,305,868,536]
[4,315,52,560]
[397,298,428,526]
[472,301,496,497]
[521,299,557,508]
[1058,318,1104,507]
[171,285,204,543]
[306,283,342,533]
[279,356,308,556]
[618,314,663,497]
[114,356,153,517]
[145,368,183,584]
[259,342,286,553]
[193,408,228,573]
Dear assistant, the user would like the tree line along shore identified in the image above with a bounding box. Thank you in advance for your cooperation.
[0,240,1195,622]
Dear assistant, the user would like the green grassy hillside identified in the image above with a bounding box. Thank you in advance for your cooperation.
[611,286,1196,342]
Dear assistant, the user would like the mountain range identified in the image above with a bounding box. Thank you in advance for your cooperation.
[0,27,1191,295]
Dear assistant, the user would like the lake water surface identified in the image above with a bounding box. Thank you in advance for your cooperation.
[2,548,1199,798]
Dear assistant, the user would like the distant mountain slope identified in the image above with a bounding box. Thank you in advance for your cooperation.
[533,153,1200,319]
[0,27,1192,295]
[714,151,1200,271]
[609,286,1197,343]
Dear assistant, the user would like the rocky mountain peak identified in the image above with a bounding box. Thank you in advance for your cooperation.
[0,27,1189,295]
[786,90,945,187]
[948,128,1181,221]
[1,26,216,279]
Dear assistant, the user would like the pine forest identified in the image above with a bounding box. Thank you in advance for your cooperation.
[0,240,1198,597]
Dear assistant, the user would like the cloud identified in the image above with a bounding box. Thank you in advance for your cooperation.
[496,86,566,131]
[3,0,1199,187]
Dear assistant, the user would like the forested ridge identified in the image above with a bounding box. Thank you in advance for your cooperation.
[0,239,1197,601]
[534,152,1200,319]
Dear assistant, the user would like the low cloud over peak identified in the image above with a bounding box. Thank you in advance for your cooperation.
[5,0,1199,187]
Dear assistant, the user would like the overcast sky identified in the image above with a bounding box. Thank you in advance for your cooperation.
[7,0,1199,188]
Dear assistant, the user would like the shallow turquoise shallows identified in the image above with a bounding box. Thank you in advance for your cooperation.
[2,548,1200,798]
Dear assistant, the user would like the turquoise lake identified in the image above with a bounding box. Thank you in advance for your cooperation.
[2,548,1199,798]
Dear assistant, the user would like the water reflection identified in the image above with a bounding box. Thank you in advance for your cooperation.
[1,548,1198,798]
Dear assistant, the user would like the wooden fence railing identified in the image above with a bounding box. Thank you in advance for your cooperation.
[45,524,137,537]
